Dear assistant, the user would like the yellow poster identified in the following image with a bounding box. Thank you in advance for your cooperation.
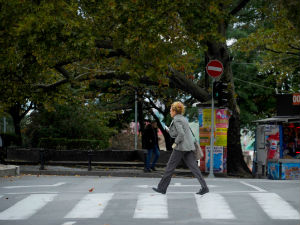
[199,109,229,147]
[202,109,216,128]
[215,128,228,146]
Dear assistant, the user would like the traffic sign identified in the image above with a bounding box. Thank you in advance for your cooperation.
[293,93,300,105]
[206,60,224,78]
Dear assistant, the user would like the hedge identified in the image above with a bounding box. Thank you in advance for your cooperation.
[38,138,108,150]
[0,133,20,147]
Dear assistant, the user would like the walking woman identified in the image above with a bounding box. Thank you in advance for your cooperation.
[152,101,209,195]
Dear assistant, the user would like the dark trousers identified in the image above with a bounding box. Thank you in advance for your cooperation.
[157,150,208,192]
[145,145,160,169]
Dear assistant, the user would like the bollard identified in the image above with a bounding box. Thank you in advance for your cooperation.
[262,165,265,177]
[252,161,257,177]
[88,150,94,171]
[279,162,282,180]
[39,149,45,170]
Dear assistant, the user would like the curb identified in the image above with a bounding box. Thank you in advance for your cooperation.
[0,164,20,177]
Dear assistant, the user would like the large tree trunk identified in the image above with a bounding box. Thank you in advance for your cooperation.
[8,104,23,146]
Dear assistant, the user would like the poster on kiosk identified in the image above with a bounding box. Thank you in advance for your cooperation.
[198,108,230,173]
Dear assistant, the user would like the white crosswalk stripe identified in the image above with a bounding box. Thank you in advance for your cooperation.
[195,193,235,219]
[250,193,300,220]
[134,193,168,219]
[0,192,298,220]
[64,193,114,219]
[0,194,57,220]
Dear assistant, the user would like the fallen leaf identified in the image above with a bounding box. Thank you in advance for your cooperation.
[89,187,94,192]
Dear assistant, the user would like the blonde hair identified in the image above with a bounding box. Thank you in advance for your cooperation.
[171,101,185,115]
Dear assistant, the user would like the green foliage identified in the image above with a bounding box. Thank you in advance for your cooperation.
[24,102,117,147]
[38,138,108,150]
[229,32,277,128]
[234,0,300,92]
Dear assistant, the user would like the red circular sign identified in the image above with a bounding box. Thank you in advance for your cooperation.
[206,60,224,78]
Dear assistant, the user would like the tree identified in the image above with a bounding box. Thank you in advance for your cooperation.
[235,0,300,92]
[24,101,117,147]
[3,0,275,175]
[0,0,97,143]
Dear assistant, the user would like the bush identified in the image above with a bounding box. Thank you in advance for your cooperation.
[38,138,108,150]
[24,103,117,148]
[0,133,20,147]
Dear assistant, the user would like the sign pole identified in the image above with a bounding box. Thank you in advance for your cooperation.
[208,78,215,178]
[205,59,223,178]
[134,91,138,150]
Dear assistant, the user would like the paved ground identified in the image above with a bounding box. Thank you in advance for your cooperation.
[0,175,299,225]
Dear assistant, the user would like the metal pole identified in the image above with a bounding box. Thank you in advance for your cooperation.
[88,150,92,171]
[279,161,282,180]
[208,79,215,178]
[3,117,6,133]
[39,149,45,170]
[134,91,138,150]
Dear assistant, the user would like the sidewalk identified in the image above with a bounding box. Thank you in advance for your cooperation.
[19,164,199,178]
[2,159,205,178]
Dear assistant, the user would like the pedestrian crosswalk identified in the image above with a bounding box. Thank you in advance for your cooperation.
[195,193,235,219]
[0,192,299,221]
[64,193,114,219]
[250,193,300,220]
[134,193,168,219]
[0,194,57,220]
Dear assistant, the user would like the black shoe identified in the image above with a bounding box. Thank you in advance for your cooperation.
[196,187,209,195]
[152,187,166,194]
[150,167,157,171]
[144,168,151,173]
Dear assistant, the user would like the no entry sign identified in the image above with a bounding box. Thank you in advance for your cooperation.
[293,93,300,105]
[206,60,224,78]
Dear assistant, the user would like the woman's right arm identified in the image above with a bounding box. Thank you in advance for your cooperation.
[173,120,185,145]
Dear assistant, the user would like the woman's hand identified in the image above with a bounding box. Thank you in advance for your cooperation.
[172,143,177,149]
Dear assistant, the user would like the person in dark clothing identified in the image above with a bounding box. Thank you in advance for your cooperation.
[143,121,160,172]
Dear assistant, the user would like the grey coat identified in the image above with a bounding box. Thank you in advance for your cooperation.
[169,114,195,151]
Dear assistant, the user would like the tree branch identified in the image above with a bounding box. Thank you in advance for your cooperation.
[145,97,165,115]
[265,47,300,56]
[96,40,130,59]
[230,0,250,16]
[288,44,300,51]
[21,102,34,119]
[34,79,69,90]
[168,66,210,102]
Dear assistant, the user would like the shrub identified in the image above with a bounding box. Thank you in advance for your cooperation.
[0,133,20,147]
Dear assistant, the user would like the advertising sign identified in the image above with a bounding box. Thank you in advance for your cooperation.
[205,146,224,172]
[198,108,230,173]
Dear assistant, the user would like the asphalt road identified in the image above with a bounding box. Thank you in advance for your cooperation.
[0,175,299,225]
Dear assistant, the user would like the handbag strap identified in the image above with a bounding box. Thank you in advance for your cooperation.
[189,126,196,138]
[189,127,198,144]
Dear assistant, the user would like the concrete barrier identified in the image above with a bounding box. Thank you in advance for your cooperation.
[0,164,20,177]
